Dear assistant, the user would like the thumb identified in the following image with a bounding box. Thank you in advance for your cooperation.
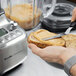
[28,43,42,55]
[71,13,76,22]
[71,8,76,22]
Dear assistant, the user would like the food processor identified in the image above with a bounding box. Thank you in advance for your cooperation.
[41,3,75,32]
[1,0,56,30]
[0,0,27,75]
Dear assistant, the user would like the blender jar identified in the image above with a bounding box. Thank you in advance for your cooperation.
[2,0,56,30]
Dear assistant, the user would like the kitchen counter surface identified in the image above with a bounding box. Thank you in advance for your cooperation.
[3,48,68,76]
[3,1,76,76]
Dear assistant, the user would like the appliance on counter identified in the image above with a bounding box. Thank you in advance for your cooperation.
[41,3,75,32]
[0,7,27,75]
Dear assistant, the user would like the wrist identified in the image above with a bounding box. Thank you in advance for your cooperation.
[59,48,76,65]
[70,64,76,76]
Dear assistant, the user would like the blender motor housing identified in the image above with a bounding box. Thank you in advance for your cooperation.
[0,8,27,75]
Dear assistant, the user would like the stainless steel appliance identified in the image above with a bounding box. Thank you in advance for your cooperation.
[0,2,27,74]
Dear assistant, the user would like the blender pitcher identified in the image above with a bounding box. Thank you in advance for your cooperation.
[2,0,56,30]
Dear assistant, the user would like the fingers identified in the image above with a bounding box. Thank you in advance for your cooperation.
[28,43,42,56]
[71,8,76,22]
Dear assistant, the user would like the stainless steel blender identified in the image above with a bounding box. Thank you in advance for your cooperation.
[0,0,27,75]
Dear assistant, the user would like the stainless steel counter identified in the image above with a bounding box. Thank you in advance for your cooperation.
[3,48,68,76]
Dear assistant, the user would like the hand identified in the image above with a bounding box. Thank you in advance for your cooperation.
[28,44,76,65]
[71,8,76,22]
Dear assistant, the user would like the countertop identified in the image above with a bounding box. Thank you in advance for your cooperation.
[3,48,68,76]
[2,1,76,76]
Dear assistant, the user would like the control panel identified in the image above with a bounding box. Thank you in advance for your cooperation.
[0,21,23,44]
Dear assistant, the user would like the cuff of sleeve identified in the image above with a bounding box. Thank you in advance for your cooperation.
[64,55,76,76]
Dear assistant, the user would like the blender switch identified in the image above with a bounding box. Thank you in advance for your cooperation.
[8,24,16,31]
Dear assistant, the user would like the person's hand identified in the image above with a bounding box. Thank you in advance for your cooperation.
[71,8,76,22]
[28,44,76,65]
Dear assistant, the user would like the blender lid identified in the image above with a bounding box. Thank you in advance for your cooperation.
[44,3,75,21]
[52,5,71,16]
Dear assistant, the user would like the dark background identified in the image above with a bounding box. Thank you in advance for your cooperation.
[57,0,66,2]
[57,0,76,6]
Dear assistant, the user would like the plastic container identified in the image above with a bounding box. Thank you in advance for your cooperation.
[1,0,56,30]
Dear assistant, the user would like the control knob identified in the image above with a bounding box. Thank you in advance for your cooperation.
[8,24,16,31]
[8,21,17,31]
